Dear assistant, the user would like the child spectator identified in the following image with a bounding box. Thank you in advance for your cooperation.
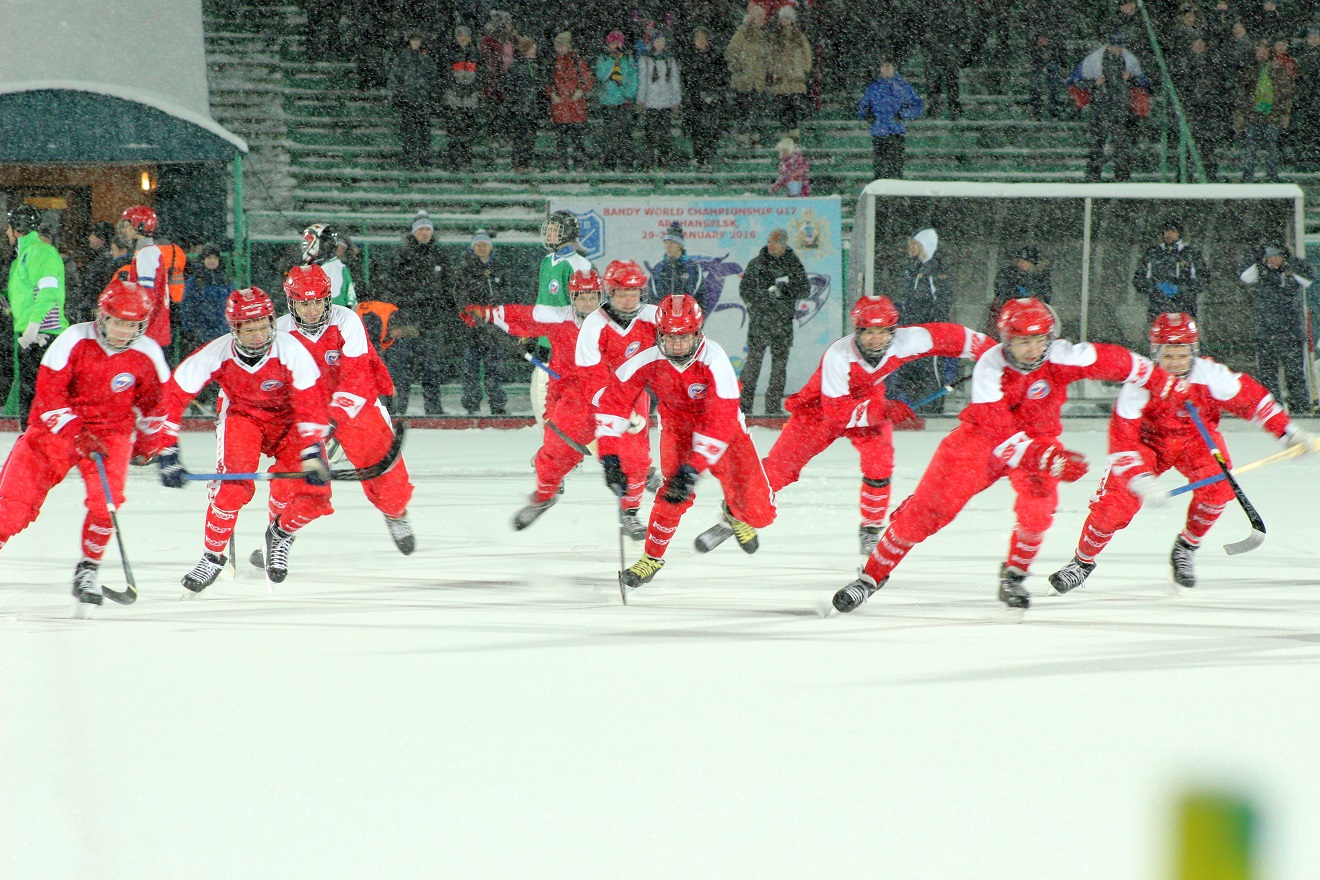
[636,32,683,168]
[768,136,810,196]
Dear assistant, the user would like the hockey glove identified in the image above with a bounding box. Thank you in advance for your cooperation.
[74,428,105,459]
[157,447,187,489]
[1022,439,1089,483]
[301,442,331,487]
[1127,472,1169,509]
[1283,424,1319,456]
[661,464,699,504]
[882,399,918,426]
[601,454,628,497]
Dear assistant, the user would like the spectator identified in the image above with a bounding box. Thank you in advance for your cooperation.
[1236,39,1293,182]
[1169,3,1205,60]
[452,229,511,416]
[768,136,811,195]
[725,5,772,144]
[1225,20,1256,76]
[480,10,518,147]
[384,211,454,416]
[1248,0,1290,43]
[1176,37,1232,180]
[72,235,130,325]
[648,222,703,301]
[1068,33,1151,182]
[1097,0,1143,51]
[680,26,726,167]
[987,245,1052,335]
[1132,218,1207,320]
[857,56,925,180]
[595,30,640,170]
[738,228,809,416]
[352,4,392,90]
[888,228,955,413]
[1028,15,1068,121]
[388,32,438,170]
[1204,0,1236,51]
[507,36,543,172]
[766,6,812,133]
[923,0,966,120]
[546,31,594,171]
[443,26,483,171]
[1240,242,1313,411]
[1289,26,1320,169]
[179,243,233,349]
[636,32,683,168]
[81,221,114,270]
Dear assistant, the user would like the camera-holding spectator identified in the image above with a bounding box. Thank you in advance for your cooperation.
[768,136,811,196]
[726,5,772,144]
[1240,242,1314,412]
[680,26,726,167]
[649,222,703,302]
[766,6,812,134]
[507,36,543,172]
[1132,217,1207,321]
[383,211,453,416]
[547,31,594,171]
[637,31,683,168]
[1068,33,1151,182]
[857,56,924,180]
[1235,39,1294,182]
[595,30,640,170]
[987,245,1052,336]
[888,228,956,413]
[452,229,511,416]
[443,26,482,171]
[388,32,438,170]
[738,228,809,416]
[480,10,518,149]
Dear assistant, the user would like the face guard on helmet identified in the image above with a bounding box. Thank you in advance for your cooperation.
[997,297,1058,373]
[850,295,900,365]
[656,295,704,368]
[7,203,42,236]
[602,259,648,323]
[120,205,158,236]
[1149,312,1199,378]
[300,223,339,265]
[95,280,152,352]
[225,288,277,359]
[541,210,580,251]
[568,268,603,319]
[284,264,333,334]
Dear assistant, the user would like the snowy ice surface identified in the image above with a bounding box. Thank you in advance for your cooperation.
[3,421,1319,880]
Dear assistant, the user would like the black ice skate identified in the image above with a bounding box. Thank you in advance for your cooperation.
[859,524,882,556]
[1169,536,1198,589]
[998,564,1030,610]
[694,503,758,554]
[619,509,647,541]
[182,552,227,594]
[71,561,103,613]
[512,493,558,530]
[832,574,885,613]
[1048,556,1096,595]
[385,513,415,555]
[621,555,664,590]
[264,520,296,584]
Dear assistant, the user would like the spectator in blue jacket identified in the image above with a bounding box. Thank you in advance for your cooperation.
[594,31,639,170]
[857,58,925,180]
[179,243,233,348]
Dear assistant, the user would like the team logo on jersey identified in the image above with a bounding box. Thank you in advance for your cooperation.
[625,341,641,358]
[260,379,284,392]
[548,279,561,297]
[1026,379,1051,400]
[326,350,340,365]
[688,383,708,399]
[110,372,135,393]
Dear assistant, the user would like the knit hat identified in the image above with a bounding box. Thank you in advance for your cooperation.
[606,30,626,46]
[662,222,685,246]
[472,228,492,245]
[1162,216,1184,235]
[1016,245,1040,264]
[412,211,434,233]
[200,241,223,259]
[91,221,115,243]
[1263,243,1286,257]
[768,228,789,245]
[1108,31,1127,46]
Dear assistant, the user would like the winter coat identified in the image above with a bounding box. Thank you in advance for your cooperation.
[388,47,438,105]
[857,74,924,137]
[179,266,234,342]
[725,22,770,93]
[987,264,1053,335]
[479,34,515,101]
[648,255,702,302]
[1067,47,1151,122]
[1235,56,1294,129]
[594,52,639,106]
[74,249,130,324]
[681,46,726,105]
[637,54,682,109]
[769,149,811,195]
[1132,239,1208,318]
[897,233,954,325]
[451,248,513,346]
[444,43,482,110]
[1240,254,1313,340]
[547,52,594,124]
[6,230,66,336]
[1175,51,1234,131]
[740,246,809,326]
[766,25,811,95]
[385,237,452,329]
[506,54,542,118]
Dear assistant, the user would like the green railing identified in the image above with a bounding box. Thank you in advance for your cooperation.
[1136,0,1208,183]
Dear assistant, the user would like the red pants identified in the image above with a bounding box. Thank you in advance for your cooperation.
[643,425,777,559]
[1075,436,1234,562]
[763,415,895,525]
[335,399,413,519]
[0,427,131,563]
[863,424,1059,582]
[204,410,333,554]
[534,387,651,511]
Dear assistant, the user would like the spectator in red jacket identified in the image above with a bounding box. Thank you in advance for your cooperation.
[546,31,595,170]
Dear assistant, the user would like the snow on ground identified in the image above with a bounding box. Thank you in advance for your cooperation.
[3,421,1319,879]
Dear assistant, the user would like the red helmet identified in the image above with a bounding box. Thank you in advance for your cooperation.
[284,265,333,333]
[120,205,157,235]
[95,279,152,351]
[603,259,649,291]
[851,295,899,329]
[569,268,603,292]
[1149,312,1199,346]
[656,295,704,365]
[997,297,1056,340]
[225,287,276,358]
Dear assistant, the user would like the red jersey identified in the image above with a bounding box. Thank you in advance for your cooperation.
[30,323,170,438]
[595,338,743,473]
[1111,356,1290,457]
[276,305,393,421]
[162,331,330,445]
[575,304,661,401]
[488,304,585,395]
[788,322,992,431]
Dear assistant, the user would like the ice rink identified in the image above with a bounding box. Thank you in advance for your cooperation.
[3,420,1319,879]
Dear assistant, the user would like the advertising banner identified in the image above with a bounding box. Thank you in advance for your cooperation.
[548,196,844,396]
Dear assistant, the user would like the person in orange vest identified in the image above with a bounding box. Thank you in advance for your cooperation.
[116,205,185,356]
[356,299,417,415]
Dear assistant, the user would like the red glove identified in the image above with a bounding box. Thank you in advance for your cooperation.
[460,304,491,328]
[882,399,917,425]
[74,428,104,459]
[1022,439,1089,482]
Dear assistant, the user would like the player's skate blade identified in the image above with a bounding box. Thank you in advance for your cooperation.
[512,494,558,531]
[385,514,415,554]
[694,521,734,552]
[997,564,1030,611]
[1048,556,1095,595]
